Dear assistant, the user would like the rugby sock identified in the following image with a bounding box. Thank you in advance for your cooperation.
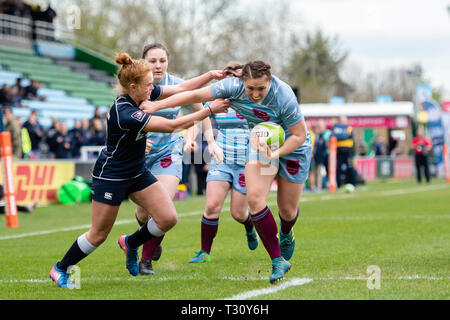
[242,213,254,232]
[250,206,281,260]
[279,208,299,235]
[201,216,219,254]
[135,213,146,226]
[57,233,97,271]
[141,235,165,261]
[127,219,165,249]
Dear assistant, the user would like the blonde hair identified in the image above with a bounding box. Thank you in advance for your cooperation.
[115,52,152,94]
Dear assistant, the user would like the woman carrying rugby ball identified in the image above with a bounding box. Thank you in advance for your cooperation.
[140,61,312,284]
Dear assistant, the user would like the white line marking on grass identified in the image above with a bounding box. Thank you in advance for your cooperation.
[0,210,205,241]
[1,184,447,241]
[1,275,447,286]
[223,278,313,300]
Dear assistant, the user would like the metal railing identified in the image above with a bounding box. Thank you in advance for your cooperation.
[0,13,114,60]
[0,13,32,42]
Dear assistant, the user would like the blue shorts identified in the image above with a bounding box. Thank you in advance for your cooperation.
[145,139,183,180]
[248,145,312,184]
[91,170,158,206]
[206,159,247,194]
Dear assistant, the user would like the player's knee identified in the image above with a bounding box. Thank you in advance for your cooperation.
[87,229,109,247]
[247,194,266,213]
[159,212,178,231]
[231,209,247,222]
[278,204,298,220]
[205,200,222,217]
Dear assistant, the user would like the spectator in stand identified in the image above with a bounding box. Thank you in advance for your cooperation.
[9,85,22,107]
[0,84,12,106]
[356,139,368,156]
[69,120,83,158]
[388,132,401,156]
[43,4,56,23]
[22,109,42,159]
[2,0,20,16]
[372,134,388,156]
[89,108,103,130]
[54,122,72,159]
[313,120,328,192]
[91,118,106,146]
[13,78,25,97]
[3,107,22,158]
[80,118,94,146]
[46,118,60,159]
[412,128,432,184]
[23,80,46,101]
[332,116,356,188]
[307,120,316,191]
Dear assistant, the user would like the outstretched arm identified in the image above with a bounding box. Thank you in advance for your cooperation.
[140,86,214,114]
[159,70,225,99]
[144,98,229,133]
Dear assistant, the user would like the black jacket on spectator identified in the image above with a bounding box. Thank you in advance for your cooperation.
[22,120,42,151]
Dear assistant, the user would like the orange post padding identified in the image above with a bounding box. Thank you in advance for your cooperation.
[0,132,18,228]
[443,144,450,183]
[328,136,337,193]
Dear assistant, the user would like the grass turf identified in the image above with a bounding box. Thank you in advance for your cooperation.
[0,179,448,300]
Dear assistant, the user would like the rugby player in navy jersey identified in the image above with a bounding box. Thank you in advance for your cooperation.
[49,52,229,288]
[135,43,223,275]
[140,61,311,284]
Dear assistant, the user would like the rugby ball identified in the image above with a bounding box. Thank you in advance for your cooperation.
[251,122,285,150]
[344,183,356,193]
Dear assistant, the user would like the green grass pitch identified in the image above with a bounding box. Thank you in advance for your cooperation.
[0,179,448,300]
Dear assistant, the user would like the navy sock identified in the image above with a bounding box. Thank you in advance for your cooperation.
[127,223,156,249]
[57,240,87,271]
[135,214,145,226]
[242,214,254,233]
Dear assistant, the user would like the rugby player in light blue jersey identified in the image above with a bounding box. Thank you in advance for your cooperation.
[49,53,230,288]
[188,64,258,263]
[135,43,223,275]
[140,61,311,284]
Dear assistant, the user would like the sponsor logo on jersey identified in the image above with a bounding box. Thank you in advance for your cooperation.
[131,111,146,122]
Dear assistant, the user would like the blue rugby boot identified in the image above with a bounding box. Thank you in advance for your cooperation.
[279,229,295,261]
[246,227,259,250]
[188,250,211,263]
[118,235,139,276]
[49,263,76,289]
[269,257,291,284]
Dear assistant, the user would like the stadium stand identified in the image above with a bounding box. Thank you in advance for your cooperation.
[0,44,111,129]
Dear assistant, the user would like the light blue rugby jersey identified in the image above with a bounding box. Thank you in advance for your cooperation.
[205,102,249,165]
[210,75,311,156]
[146,72,185,152]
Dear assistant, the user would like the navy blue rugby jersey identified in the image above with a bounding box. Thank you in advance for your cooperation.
[92,85,162,180]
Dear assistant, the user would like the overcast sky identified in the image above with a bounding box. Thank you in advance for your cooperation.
[292,0,450,99]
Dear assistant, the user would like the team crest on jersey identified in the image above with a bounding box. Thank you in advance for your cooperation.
[160,156,173,168]
[286,160,300,175]
[238,173,246,188]
[131,111,145,122]
[252,109,270,121]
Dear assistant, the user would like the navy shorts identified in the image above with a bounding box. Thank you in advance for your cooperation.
[91,170,158,206]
